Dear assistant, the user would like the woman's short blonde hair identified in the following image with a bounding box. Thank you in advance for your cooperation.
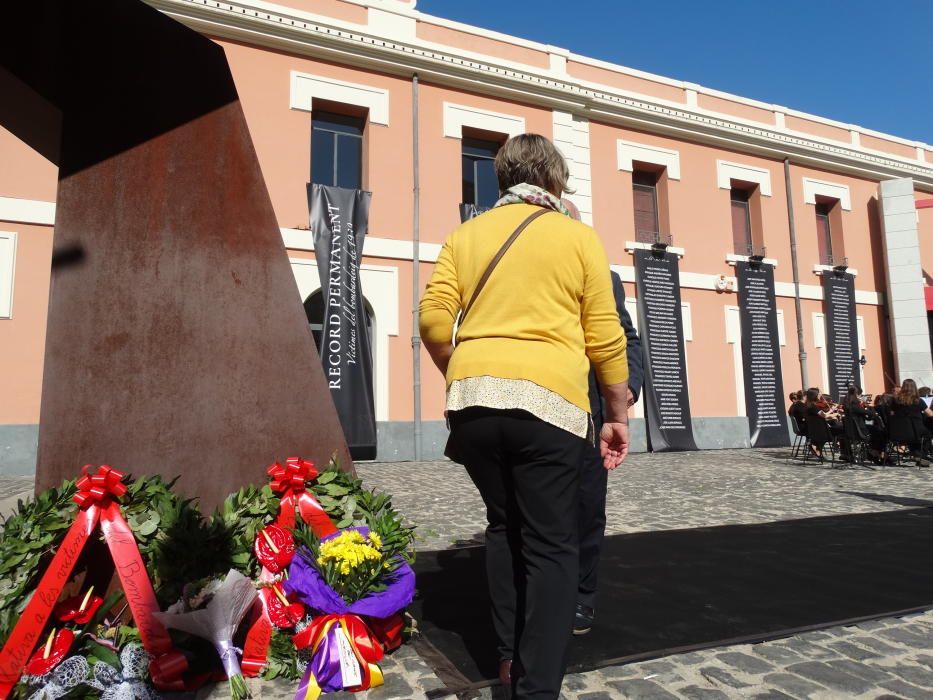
[494,133,572,196]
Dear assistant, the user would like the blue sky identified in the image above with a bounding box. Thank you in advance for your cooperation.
[418,0,933,145]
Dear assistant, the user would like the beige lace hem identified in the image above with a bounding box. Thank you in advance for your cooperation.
[446,376,590,440]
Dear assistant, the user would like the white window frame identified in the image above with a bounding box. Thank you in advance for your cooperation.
[290,71,390,125]
[0,231,17,319]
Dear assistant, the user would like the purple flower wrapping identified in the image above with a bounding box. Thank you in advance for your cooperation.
[283,528,415,618]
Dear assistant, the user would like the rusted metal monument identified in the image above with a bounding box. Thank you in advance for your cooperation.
[0,0,352,510]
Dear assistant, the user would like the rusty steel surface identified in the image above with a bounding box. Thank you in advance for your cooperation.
[1,0,353,510]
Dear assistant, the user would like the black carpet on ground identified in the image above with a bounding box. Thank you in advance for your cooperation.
[410,507,933,685]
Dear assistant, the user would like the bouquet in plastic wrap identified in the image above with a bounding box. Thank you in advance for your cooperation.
[155,570,258,700]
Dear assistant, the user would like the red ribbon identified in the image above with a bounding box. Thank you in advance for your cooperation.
[241,598,273,678]
[0,466,187,699]
[365,613,405,654]
[267,458,336,536]
[241,458,337,677]
[293,614,384,692]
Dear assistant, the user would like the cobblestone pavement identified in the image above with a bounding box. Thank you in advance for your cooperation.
[5,449,933,699]
[359,449,933,552]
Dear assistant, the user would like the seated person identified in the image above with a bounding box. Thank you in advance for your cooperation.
[788,391,807,433]
[891,378,933,453]
[804,388,838,456]
[839,386,872,461]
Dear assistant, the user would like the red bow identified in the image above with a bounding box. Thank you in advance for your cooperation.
[265,457,335,536]
[267,457,317,495]
[73,464,127,509]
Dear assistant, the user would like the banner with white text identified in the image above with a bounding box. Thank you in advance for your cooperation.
[736,261,789,447]
[309,184,376,460]
[822,271,860,401]
[634,249,697,452]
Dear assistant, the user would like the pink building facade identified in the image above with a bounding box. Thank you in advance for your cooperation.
[2,0,932,469]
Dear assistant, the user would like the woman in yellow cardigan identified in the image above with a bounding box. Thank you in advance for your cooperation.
[419,134,630,699]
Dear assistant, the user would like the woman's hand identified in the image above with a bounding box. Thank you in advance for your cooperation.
[599,421,629,470]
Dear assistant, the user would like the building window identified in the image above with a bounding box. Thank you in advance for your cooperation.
[462,137,501,210]
[632,170,660,243]
[730,187,753,256]
[311,111,364,189]
[815,201,834,266]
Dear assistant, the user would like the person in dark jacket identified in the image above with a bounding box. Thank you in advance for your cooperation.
[788,391,807,434]
[575,270,643,634]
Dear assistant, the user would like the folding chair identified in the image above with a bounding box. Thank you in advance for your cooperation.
[789,415,809,460]
[885,413,920,467]
[841,415,875,470]
[805,416,836,467]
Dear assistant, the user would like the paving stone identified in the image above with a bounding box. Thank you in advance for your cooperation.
[750,692,796,700]
[852,636,909,656]
[605,679,679,700]
[598,664,641,680]
[879,678,933,700]
[752,644,805,665]
[827,658,894,683]
[631,661,677,675]
[887,664,933,687]
[915,655,933,670]
[674,652,713,666]
[857,620,892,632]
[795,631,832,642]
[699,666,750,689]
[762,672,826,698]
[716,651,775,675]
[879,628,933,649]
[578,693,615,700]
[827,640,883,661]
[776,639,839,660]
[678,687,730,700]
[787,661,877,694]
[363,673,413,699]
[563,673,588,691]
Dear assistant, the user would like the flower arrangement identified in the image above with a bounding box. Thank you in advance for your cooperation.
[155,570,257,700]
[0,458,417,700]
[278,525,415,696]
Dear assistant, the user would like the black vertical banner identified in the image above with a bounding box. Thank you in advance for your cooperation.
[634,249,697,451]
[822,272,859,400]
[309,184,377,460]
[735,262,789,447]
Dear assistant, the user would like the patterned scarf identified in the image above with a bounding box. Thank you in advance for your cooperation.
[493,183,572,217]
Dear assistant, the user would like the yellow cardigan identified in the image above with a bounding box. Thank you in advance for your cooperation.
[419,203,628,413]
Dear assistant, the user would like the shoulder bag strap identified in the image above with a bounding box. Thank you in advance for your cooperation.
[459,207,552,327]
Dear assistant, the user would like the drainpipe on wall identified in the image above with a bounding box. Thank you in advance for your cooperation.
[784,157,809,390]
[411,73,423,461]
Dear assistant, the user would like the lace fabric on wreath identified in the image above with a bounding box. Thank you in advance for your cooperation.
[23,644,157,700]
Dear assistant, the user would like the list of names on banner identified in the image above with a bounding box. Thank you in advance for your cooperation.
[642,264,688,432]
[823,273,859,399]
[634,249,696,451]
[736,262,787,447]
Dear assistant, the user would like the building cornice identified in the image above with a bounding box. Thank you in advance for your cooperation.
[145,0,933,191]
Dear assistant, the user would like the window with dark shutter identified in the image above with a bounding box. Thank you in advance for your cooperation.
[815,202,833,265]
[311,111,364,189]
[632,171,659,243]
[730,187,752,256]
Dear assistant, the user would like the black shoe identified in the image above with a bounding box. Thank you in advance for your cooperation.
[573,603,594,636]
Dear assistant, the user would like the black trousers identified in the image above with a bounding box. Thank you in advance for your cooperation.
[576,442,607,608]
[449,407,584,700]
